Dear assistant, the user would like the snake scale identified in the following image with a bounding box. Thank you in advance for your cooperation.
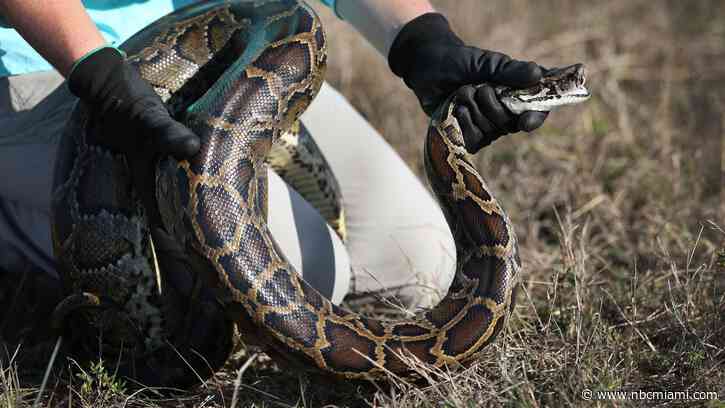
[51,0,589,387]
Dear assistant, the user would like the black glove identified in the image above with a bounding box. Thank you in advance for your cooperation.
[68,46,200,159]
[388,13,548,153]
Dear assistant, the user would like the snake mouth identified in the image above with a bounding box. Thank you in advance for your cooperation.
[497,63,591,113]
[500,90,591,114]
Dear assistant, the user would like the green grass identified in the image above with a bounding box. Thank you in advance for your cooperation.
[2,0,724,406]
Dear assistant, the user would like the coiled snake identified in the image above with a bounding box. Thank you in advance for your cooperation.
[51,0,589,387]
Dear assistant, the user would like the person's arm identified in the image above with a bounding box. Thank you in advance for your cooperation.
[335,0,434,57]
[0,0,105,77]
[0,0,199,159]
[335,0,549,153]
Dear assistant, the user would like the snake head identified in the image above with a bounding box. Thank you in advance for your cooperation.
[497,63,591,114]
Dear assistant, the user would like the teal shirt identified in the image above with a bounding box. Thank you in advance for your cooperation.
[0,0,336,77]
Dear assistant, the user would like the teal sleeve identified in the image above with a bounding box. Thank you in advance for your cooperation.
[318,0,342,19]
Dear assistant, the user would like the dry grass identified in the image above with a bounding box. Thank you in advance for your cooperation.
[2,0,724,406]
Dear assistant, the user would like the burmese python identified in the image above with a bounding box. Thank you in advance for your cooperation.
[51,0,589,387]
[267,121,346,241]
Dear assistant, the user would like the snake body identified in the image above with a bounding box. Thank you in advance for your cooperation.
[267,122,346,240]
[51,0,589,387]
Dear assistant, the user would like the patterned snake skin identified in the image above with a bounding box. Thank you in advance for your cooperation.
[267,122,346,241]
[51,0,589,387]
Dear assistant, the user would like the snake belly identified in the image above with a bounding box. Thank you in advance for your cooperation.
[53,0,523,385]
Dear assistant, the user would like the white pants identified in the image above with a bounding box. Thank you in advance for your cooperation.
[0,71,456,308]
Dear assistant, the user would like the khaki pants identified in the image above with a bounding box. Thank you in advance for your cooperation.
[0,70,456,308]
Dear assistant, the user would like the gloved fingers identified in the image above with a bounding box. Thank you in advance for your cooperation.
[475,84,517,133]
[137,106,201,159]
[489,59,542,88]
[453,104,503,153]
[453,105,484,153]
[518,110,549,132]
[455,86,495,135]
[150,120,201,159]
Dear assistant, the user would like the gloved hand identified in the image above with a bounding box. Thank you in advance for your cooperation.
[68,46,200,159]
[388,13,548,153]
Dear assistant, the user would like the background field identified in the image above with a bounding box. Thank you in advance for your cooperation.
[2,0,724,406]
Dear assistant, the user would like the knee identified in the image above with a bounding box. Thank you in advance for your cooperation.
[348,222,457,310]
[396,224,457,309]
